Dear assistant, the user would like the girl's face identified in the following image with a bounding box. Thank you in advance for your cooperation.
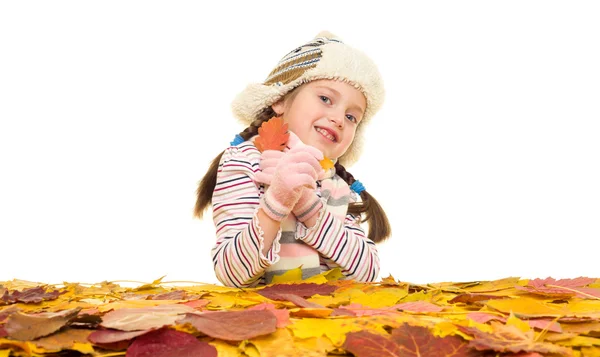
[272,79,366,161]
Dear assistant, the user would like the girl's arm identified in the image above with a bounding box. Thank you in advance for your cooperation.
[210,144,283,287]
[296,194,380,282]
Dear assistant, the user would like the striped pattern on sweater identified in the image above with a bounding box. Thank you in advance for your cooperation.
[210,140,380,288]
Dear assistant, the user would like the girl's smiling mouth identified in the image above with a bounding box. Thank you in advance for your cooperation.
[315,126,337,142]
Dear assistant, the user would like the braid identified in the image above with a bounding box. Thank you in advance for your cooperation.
[335,162,391,243]
[193,107,276,219]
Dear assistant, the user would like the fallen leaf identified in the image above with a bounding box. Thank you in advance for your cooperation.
[247,302,291,328]
[100,304,196,331]
[461,322,574,356]
[177,310,277,341]
[390,324,480,356]
[276,293,325,308]
[149,290,187,300]
[343,331,401,357]
[257,283,337,300]
[449,293,507,304]
[395,301,444,313]
[271,267,303,284]
[517,277,599,299]
[32,328,93,352]
[1,286,62,304]
[127,328,217,357]
[5,307,81,340]
[254,117,289,152]
[88,328,151,344]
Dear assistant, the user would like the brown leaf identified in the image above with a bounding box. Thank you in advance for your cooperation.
[343,330,401,357]
[0,306,19,322]
[5,307,81,340]
[32,328,93,351]
[257,283,337,300]
[1,286,62,304]
[127,328,217,357]
[449,293,507,304]
[390,324,480,357]
[100,304,196,331]
[254,116,289,152]
[177,310,276,341]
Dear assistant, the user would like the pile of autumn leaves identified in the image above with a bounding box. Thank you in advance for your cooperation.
[2,271,600,357]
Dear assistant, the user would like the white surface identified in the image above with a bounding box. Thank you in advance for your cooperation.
[1,1,599,286]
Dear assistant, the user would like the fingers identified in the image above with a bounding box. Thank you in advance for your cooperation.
[255,172,272,185]
[285,151,322,173]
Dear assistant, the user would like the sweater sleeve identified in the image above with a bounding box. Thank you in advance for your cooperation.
[210,143,282,288]
[296,192,380,282]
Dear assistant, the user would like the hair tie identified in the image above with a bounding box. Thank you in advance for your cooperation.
[230,134,244,146]
[350,180,365,194]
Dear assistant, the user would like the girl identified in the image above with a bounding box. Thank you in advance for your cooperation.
[194,31,391,288]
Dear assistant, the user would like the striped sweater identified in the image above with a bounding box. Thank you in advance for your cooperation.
[210,139,380,288]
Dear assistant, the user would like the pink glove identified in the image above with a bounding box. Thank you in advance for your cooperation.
[258,146,322,222]
[256,132,326,223]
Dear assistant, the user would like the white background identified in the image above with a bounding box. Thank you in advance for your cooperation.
[1,1,599,286]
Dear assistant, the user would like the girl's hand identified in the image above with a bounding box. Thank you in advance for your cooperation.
[259,146,322,222]
[255,132,324,186]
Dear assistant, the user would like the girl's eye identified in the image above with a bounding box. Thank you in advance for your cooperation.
[319,95,331,104]
[346,114,357,123]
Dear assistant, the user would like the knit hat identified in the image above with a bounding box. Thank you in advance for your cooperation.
[231,31,385,167]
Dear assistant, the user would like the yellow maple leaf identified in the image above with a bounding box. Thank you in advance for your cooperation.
[271,267,303,284]
[506,312,531,333]
[320,157,334,170]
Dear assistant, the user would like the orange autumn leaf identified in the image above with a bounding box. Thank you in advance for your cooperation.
[254,117,289,152]
[320,157,334,170]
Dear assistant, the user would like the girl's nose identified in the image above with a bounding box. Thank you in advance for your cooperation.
[329,112,344,128]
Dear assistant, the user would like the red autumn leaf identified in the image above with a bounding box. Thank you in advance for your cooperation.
[343,330,402,357]
[449,293,507,304]
[276,293,325,308]
[177,310,276,341]
[257,283,337,300]
[526,319,562,333]
[254,116,290,152]
[100,304,197,331]
[247,302,291,328]
[1,286,62,304]
[0,325,7,338]
[182,299,209,309]
[5,307,81,341]
[390,324,480,357]
[89,328,151,344]
[516,277,599,298]
[127,328,217,357]
[394,301,444,313]
[467,312,507,324]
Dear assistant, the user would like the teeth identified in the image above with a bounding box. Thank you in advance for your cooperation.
[316,128,335,142]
